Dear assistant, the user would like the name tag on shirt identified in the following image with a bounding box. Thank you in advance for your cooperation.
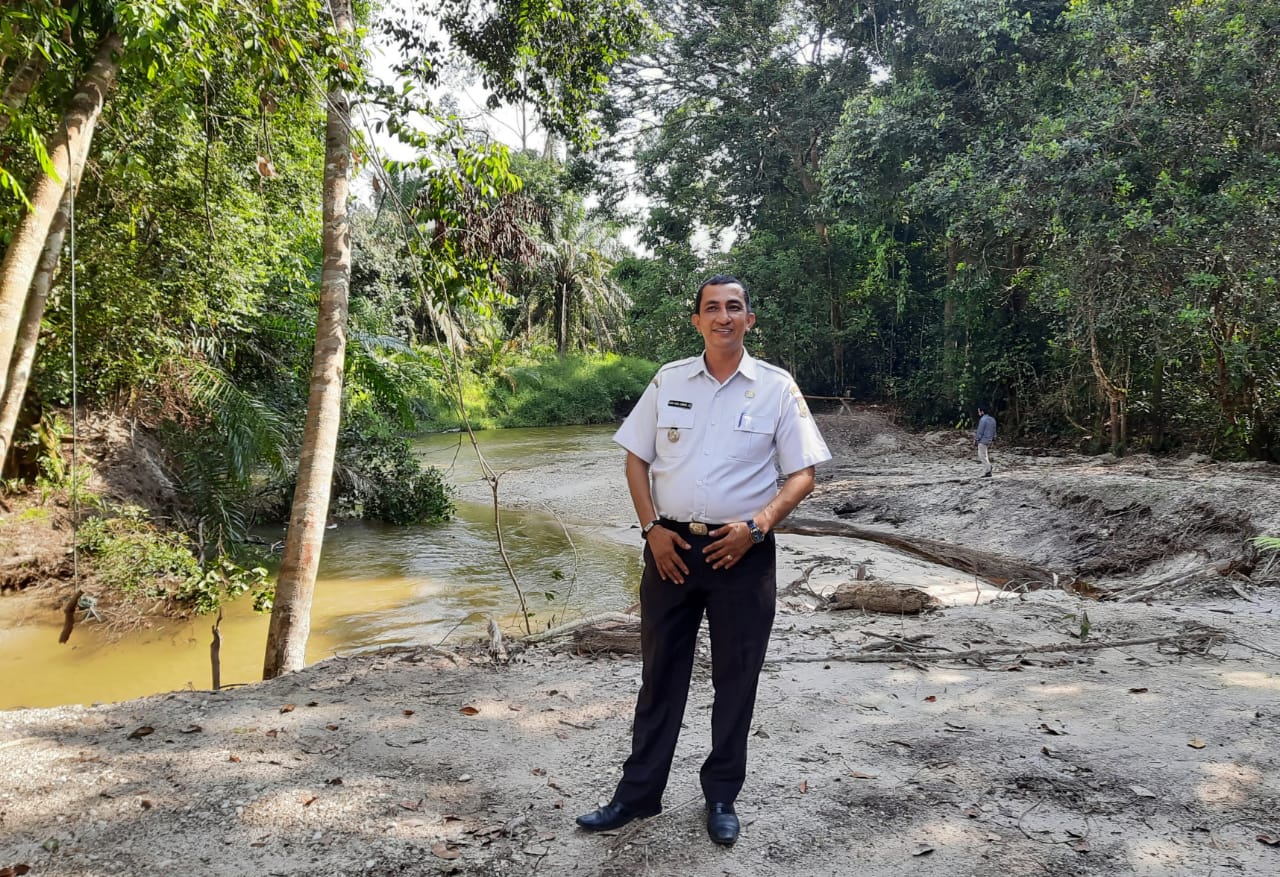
[667,400,692,409]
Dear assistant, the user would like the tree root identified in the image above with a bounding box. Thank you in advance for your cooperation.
[777,516,1080,592]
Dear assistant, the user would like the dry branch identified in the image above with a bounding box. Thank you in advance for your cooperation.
[521,612,641,644]
[778,516,1076,590]
[488,616,509,663]
[210,610,223,691]
[783,630,1227,665]
[58,588,83,644]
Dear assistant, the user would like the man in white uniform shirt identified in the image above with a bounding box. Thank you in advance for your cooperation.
[576,276,831,845]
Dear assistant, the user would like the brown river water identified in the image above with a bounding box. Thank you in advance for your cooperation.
[0,426,643,709]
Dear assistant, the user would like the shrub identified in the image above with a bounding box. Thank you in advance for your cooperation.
[496,353,655,427]
[331,422,455,525]
[76,505,269,615]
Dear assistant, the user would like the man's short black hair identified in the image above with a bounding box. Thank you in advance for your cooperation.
[694,274,750,314]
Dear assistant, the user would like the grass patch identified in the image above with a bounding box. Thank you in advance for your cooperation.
[418,351,656,431]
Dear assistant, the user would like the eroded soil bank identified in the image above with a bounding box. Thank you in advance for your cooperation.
[2,411,1278,876]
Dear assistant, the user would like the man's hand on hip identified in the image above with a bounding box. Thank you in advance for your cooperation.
[705,522,753,570]
[647,527,691,584]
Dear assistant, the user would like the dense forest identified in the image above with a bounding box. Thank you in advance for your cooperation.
[1,1,1278,634]
[608,0,1280,463]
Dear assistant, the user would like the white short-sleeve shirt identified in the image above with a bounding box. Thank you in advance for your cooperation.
[613,350,832,524]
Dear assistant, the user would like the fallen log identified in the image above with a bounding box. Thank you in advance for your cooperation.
[521,612,640,644]
[777,516,1079,591]
[573,621,642,656]
[827,582,942,614]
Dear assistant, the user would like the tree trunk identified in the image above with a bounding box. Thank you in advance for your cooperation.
[1150,347,1165,451]
[557,281,568,355]
[0,187,73,465]
[573,621,642,655]
[942,236,959,394]
[0,54,48,138]
[0,33,120,401]
[262,0,354,679]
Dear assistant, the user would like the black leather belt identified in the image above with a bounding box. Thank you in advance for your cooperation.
[659,518,726,537]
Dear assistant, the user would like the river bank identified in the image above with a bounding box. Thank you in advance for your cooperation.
[2,411,1279,875]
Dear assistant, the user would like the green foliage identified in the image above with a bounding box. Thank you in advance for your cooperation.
[615,253,702,366]
[76,509,200,598]
[174,556,271,616]
[333,424,455,525]
[13,412,96,505]
[497,353,655,427]
[412,350,654,430]
[1255,535,1280,552]
[381,0,655,147]
[76,505,269,615]
[809,0,1280,455]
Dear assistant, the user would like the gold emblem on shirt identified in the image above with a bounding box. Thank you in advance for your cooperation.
[667,427,680,443]
[745,390,756,399]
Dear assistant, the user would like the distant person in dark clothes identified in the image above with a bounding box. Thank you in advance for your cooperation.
[975,405,996,477]
[575,275,831,845]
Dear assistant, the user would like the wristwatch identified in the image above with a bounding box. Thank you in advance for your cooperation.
[641,519,661,539]
[747,519,766,544]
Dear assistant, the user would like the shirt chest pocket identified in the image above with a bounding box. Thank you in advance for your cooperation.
[729,413,777,462]
[656,407,696,458]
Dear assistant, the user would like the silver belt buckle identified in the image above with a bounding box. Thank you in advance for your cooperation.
[689,522,708,536]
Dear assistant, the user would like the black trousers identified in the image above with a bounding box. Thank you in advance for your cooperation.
[612,532,776,809]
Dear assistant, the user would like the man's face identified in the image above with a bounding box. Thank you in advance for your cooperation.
[691,283,755,352]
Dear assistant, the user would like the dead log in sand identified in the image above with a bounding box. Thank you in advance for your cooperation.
[522,612,640,644]
[777,517,1076,591]
[573,621,642,656]
[827,582,942,614]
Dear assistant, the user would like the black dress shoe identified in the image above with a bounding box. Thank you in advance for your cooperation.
[706,801,739,845]
[576,800,660,832]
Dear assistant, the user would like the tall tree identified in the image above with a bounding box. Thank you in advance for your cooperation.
[0,55,48,139]
[0,31,119,423]
[262,0,356,679]
[0,187,72,464]
[607,0,877,390]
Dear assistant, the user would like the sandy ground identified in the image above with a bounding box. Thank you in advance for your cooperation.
[3,411,1280,876]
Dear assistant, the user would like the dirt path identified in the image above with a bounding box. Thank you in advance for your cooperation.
[2,412,1279,876]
